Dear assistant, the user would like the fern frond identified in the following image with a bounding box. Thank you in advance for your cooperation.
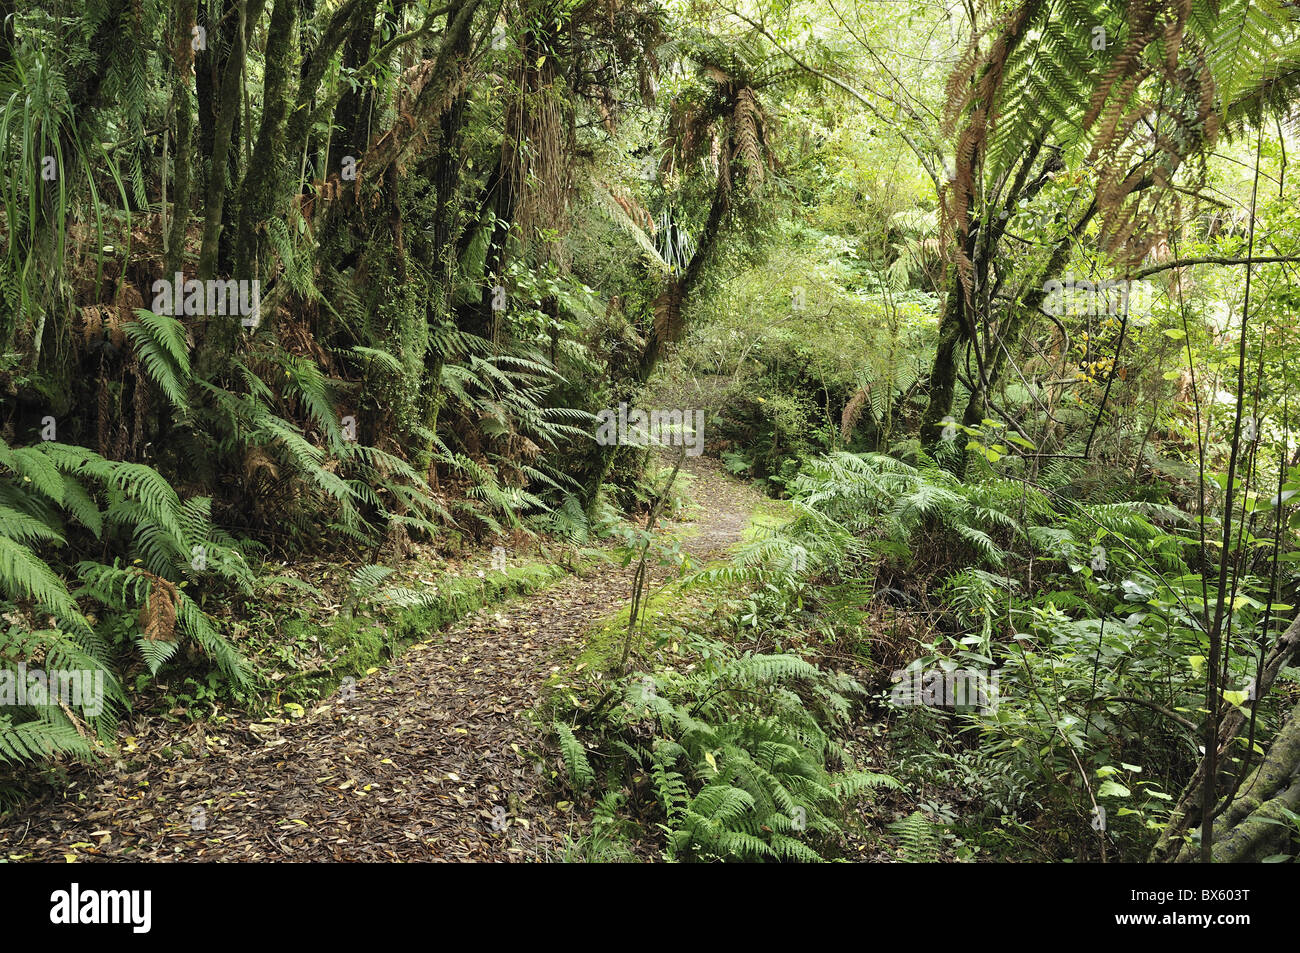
[555,720,595,790]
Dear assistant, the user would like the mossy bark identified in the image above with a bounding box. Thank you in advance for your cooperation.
[197,0,267,281]
[285,0,373,171]
[1214,719,1300,862]
[1152,613,1300,861]
[327,2,378,177]
[1171,698,1300,862]
[197,0,255,271]
[919,284,966,448]
[165,0,198,275]
[196,0,268,382]
[416,96,470,473]
[233,0,297,277]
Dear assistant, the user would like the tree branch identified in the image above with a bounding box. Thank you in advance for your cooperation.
[720,5,943,194]
[1131,254,1300,281]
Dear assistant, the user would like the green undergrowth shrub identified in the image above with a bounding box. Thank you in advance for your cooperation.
[0,422,575,792]
[530,491,621,544]
[551,522,900,861]
[704,448,1299,860]
[553,645,900,861]
[1,437,252,787]
[603,452,697,523]
[264,559,568,706]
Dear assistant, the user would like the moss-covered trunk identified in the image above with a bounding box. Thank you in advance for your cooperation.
[196,0,263,281]
[327,2,378,179]
[919,281,967,447]
[233,0,298,278]
[1191,697,1300,862]
[415,96,471,473]
[165,0,198,275]
[195,0,268,382]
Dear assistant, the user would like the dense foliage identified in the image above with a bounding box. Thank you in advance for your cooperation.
[3,0,1300,863]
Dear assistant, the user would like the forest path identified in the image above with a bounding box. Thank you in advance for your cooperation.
[4,456,761,862]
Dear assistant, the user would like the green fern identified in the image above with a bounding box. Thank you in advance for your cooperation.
[890,811,943,863]
[126,309,192,414]
[0,715,97,766]
[564,634,899,861]
[555,720,595,790]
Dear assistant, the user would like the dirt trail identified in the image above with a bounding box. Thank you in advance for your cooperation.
[2,457,760,862]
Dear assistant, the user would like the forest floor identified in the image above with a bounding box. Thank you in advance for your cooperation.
[1,456,762,862]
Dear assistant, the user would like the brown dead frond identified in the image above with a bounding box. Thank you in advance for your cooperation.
[841,385,872,442]
[138,573,179,642]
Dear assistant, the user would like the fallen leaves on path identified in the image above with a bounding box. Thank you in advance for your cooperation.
[2,457,759,862]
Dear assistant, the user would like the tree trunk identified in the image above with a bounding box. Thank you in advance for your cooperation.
[1191,697,1300,862]
[165,0,199,275]
[233,0,297,277]
[1151,610,1300,861]
[195,0,268,382]
[327,1,378,179]
[919,281,967,447]
[197,0,267,282]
